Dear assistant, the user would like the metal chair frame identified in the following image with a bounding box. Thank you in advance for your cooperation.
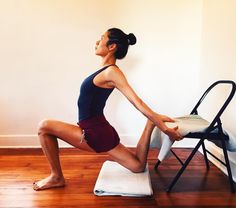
[155,80,236,193]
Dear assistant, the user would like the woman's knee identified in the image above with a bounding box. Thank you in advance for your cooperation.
[130,162,146,173]
[38,119,52,135]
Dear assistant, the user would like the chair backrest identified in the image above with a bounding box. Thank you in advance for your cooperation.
[190,80,236,131]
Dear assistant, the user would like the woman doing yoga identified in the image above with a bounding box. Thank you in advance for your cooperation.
[33,28,182,191]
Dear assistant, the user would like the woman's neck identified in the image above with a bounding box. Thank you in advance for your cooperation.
[101,54,116,67]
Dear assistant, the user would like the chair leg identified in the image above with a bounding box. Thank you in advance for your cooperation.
[221,138,235,193]
[154,160,161,171]
[171,149,184,166]
[167,139,204,193]
[155,149,184,171]
[202,141,210,170]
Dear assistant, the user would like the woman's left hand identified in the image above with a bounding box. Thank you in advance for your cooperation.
[153,113,183,141]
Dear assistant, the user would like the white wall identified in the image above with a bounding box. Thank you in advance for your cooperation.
[200,0,236,180]
[200,0,236,129]
[0,0,203,147]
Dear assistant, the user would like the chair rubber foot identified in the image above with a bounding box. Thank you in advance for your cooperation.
[154,160,161,171]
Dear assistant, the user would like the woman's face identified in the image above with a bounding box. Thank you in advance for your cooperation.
[95,31,112,57]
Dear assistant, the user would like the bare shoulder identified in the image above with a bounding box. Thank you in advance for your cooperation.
[104,65,126,80]
[102,65,128,88]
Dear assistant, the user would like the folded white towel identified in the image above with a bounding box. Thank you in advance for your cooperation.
[165,115,236,152]
[150,128,173,161]
[151,115,236,163]
[151,115,210,161]
[165,115,210,136]
[94,161,153,197]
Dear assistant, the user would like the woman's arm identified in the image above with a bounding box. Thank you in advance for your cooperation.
[104,66,182,140]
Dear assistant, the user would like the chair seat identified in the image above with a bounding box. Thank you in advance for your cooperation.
[165,114,210,136]
[186,131,229,140]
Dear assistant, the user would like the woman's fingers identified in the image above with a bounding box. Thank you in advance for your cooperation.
[165,126,183,141]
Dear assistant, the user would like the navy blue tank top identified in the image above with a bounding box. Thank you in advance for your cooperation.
[77,65,115,122]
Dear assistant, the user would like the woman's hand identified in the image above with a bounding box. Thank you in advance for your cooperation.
[164,126,182,141]
[153,114,182,141]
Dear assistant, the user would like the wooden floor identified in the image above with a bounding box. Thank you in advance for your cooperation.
[0,148,236,208]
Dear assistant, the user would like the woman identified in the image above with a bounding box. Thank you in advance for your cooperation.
[33,28,182,191]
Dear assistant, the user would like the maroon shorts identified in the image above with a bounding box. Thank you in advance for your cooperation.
[78,115,120,153]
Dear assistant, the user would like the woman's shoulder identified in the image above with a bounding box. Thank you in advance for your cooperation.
[104,65,127,82]
[105,65,124,76]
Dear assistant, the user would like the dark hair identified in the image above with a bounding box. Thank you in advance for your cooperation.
[107,28,136,59]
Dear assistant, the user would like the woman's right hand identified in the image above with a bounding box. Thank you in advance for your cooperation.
[163,126,182,141]
[153,113,182,141]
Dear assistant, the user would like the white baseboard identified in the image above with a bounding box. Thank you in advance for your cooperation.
[0,134,196,148]
[0,135,40,148]
[0,134,137,148]
[0,135,72,148]
[200,140,236,182]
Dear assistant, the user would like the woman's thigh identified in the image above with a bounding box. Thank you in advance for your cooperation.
[107,143,144,173]
[39,120,94,152]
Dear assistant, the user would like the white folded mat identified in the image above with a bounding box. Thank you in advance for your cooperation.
[94,161,153,197]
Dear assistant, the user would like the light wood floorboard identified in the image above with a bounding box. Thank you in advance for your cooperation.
[0,148,235,207]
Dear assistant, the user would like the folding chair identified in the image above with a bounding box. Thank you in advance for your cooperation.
[154,80,236,193]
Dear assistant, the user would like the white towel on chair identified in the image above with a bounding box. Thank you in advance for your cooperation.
[150,115,210,148]
[169,115,236,151]
[94,161,153,197]
[151,114,236,163]
[165,115,210,136]
[150,115,210,161]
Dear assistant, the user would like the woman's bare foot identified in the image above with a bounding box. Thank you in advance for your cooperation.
[33,175,65,191]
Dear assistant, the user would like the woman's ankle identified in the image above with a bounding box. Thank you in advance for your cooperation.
[50,173,65,181]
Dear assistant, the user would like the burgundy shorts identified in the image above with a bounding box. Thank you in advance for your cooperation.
[78,115,120,153]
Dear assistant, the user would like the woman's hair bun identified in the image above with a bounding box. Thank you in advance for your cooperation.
[127,33,136,45]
